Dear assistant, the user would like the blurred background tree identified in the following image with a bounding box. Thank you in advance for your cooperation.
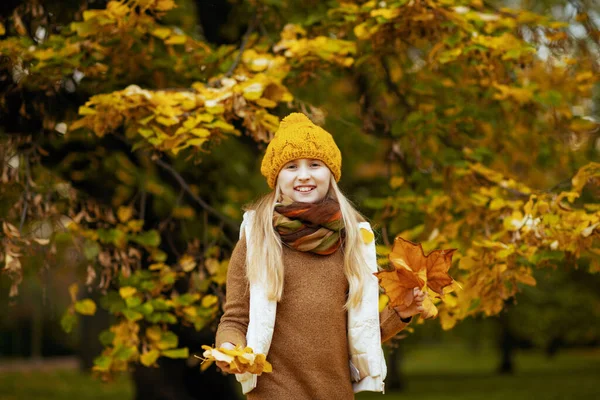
[1,0,598,399]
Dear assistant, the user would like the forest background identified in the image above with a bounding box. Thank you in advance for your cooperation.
[0,0,599,399]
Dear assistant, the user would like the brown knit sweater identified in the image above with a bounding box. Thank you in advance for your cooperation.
[215,232,411,399]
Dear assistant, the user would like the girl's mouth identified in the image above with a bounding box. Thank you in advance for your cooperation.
[294,186,316,193]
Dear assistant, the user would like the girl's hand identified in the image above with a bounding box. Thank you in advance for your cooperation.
[394,287,426,319]
[215,342,241,374]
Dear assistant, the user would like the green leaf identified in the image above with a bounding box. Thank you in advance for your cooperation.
[113,345,136,361]
[160,271,177,285]
[140,350,160,366]
[363,198,387,210]
[96,228,126,245]
[74,299,97,316]
[161,348,189,359]
[99,330,115,346]
[83,240,100,260]
[150,298,172,311]
[135,302,154,316]
[467,298,481,312]
[125,296,142,308]
[161,312,177,324]
[100,291,126,313]
[93,355,112,372]
[157,331,178,350]
[131,230,161,247]
[150,248,168,262]
[71,21,94,37]
[173,293,199,307]
[122,309,143,322]
[61,310,77,333]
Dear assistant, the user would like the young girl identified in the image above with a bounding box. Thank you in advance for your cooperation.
[214,113,426,399]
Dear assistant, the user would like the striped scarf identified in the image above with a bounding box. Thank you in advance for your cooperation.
[273,194,345,255]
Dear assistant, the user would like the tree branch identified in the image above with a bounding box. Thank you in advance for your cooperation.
[223,12,259,79]
[19,155,31,233]
[152,155,239,234]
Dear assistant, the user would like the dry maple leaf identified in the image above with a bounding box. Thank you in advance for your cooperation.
[196,344,273,375]
[374,236,456,319]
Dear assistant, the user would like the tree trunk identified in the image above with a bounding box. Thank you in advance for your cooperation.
[497,310,515,374]
[384,345,405,391]
[79,291,111,370]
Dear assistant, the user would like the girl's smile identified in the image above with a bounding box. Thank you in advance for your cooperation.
[277,158,331,203]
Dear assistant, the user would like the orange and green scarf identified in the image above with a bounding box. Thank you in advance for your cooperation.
[273,194,345,255]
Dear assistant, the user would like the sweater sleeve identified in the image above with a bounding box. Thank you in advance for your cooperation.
[379,306,412,344]
[215,232,250,348]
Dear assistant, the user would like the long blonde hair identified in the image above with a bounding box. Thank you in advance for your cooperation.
[243,175,371,310]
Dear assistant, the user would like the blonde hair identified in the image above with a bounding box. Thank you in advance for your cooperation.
[242,175,371,310]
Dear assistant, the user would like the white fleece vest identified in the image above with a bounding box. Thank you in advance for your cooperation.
[234,210,387,394]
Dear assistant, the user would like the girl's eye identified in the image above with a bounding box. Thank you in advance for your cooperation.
[311,163,321,167]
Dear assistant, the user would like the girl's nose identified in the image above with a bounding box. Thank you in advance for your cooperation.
[297,165,310,180]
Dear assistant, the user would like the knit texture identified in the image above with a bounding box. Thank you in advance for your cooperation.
[260,113,342,189]
[273,194,345,255]
[215,232,412,399]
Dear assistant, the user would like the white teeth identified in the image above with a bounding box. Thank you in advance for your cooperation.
[295,187,314,192]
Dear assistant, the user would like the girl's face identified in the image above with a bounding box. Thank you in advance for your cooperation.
[277,158,331,203]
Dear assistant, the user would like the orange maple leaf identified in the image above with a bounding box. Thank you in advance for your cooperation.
[374,237,456,319]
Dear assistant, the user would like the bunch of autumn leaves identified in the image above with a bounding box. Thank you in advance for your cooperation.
[197,344,272,375]
[199,232,457,374]
[373,235,458,319]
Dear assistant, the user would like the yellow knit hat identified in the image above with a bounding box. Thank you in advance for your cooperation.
[260,113,342,189]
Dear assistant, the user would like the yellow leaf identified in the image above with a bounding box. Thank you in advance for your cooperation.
[164,35,187,45]
[200,345,272,375]
[74,299,97,316]
[156,116,179,126]
[190,128,210,137]
[370,8,401,19]
[140,350,160,367]
[201,294,218,308]
[360,227,374,244]
[183,306,197,317]
[156,0,176,11]
[119,286,137,299]
[354,22,373,39]
[254,98,278,108]
[151,27,171,39]
[69,283,79,303]
[389,176,404,189]
[489,198,506,210]
[420,293,438,319]
[146,325,162,342]
[179,255,197,272]
[187,138,207,147]
[117,206,133,223]
[515,270,536,286]
[0,22,5,36]
[172,206,195,219]
[378,294,389,312]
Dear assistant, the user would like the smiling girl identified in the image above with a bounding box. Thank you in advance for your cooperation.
[213,113,426,399]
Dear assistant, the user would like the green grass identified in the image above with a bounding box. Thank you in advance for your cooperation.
[1,345,598,399]
[0,369,133,400]
[358,345,600,400]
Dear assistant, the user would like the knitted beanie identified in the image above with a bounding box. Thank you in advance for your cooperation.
[260,113,342,189]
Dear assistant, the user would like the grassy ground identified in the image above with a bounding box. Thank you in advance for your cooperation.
[0,369,133,400]
[1,345,598,399]
[358,344,600,400]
